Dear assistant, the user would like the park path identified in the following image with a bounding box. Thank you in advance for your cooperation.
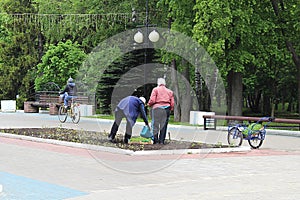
[0,111,300,200]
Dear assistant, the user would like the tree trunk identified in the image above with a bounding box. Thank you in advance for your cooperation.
[181,60,192,122]
[262,95,271,116]
[171,59,181,122]
[298,57,300,116]
[208,68,218,99]
[227,71,243,116]
[203,86,211,111]
[271,98,276,117]
[195,68,201,110]
[226,71,233,115]
[201,67,218,112]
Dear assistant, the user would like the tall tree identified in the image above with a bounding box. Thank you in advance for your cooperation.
[193,0,272,116]
[269,0,300,116]
[239,0,284,115]
[0,0,39,108]
[157,0,196,122]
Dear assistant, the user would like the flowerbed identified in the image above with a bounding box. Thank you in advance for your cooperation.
[0,128,230,151]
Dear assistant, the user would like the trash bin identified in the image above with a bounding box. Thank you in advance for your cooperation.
[189,111,215,125]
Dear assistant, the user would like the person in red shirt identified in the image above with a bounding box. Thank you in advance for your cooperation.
[148,78,174,144]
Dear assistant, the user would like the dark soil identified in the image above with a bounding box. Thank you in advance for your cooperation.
[0,128,231,151]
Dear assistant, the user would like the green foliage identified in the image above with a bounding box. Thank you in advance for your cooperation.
[0,0,39,103]
[193,0,300,115]
[95,48,157,114]
[33,0,134,51]
[194,0,255,73]
[35,40,86,91]
[0,0,299,116]
[158,0,195,34]
[0,14,11,43]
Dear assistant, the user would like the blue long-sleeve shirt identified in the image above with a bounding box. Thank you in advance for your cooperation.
[116,96,148,127]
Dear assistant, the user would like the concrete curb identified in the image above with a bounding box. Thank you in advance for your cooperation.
[267,129,300,137]
[131,146,251,155]
[0,132,133,155]
[0,132,250,156]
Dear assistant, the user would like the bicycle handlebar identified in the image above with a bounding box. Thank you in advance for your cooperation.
[258,117,275,123]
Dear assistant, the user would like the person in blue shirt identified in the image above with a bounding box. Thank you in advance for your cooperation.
[108,96,149,144]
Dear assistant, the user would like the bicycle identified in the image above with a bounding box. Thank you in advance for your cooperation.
[58,97,81,124]
[227,117,274,149]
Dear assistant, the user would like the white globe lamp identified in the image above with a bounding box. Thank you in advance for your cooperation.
[134,31,144,44]
[148,30,160,43]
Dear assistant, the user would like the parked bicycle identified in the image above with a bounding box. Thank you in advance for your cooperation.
[58,97,81,124]
[227,117,274,149]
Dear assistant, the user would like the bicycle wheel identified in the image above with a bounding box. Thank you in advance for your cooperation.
[71,105,80,124]
[58,106,67,123]
[248,132,264,149]
[227,127,243,147]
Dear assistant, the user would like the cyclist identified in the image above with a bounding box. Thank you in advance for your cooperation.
[59,77,77,109]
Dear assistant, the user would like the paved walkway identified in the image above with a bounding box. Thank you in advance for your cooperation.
[0,111,300,200]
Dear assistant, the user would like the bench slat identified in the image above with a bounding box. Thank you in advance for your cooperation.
[203,115,300,130]
[24,93,90,114]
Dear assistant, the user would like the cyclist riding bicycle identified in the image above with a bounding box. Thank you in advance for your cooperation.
[59,77,77,109]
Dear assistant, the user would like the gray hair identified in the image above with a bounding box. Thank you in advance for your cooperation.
[157,78,166,86]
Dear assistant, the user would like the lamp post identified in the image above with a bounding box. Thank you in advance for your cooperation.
[133,0,160,97]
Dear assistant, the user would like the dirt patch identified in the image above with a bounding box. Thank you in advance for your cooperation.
[0,128,231,151]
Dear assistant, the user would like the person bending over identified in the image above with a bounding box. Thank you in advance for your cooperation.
[108,96,149,144]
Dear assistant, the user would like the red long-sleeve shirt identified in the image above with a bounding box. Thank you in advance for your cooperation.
[148,85,174,110]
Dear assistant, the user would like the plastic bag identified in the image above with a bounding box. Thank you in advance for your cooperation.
[140,126,153,138]
[243,123,263,136]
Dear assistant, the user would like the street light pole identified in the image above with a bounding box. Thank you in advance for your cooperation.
[146,0,149,27]
[133,0,160,98]
[144,0,149,97]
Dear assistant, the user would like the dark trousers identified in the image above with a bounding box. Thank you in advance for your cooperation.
[109,110,132,139]
[152,107,170,144]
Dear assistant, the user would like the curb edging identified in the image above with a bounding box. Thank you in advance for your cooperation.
[0,132,250,156]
